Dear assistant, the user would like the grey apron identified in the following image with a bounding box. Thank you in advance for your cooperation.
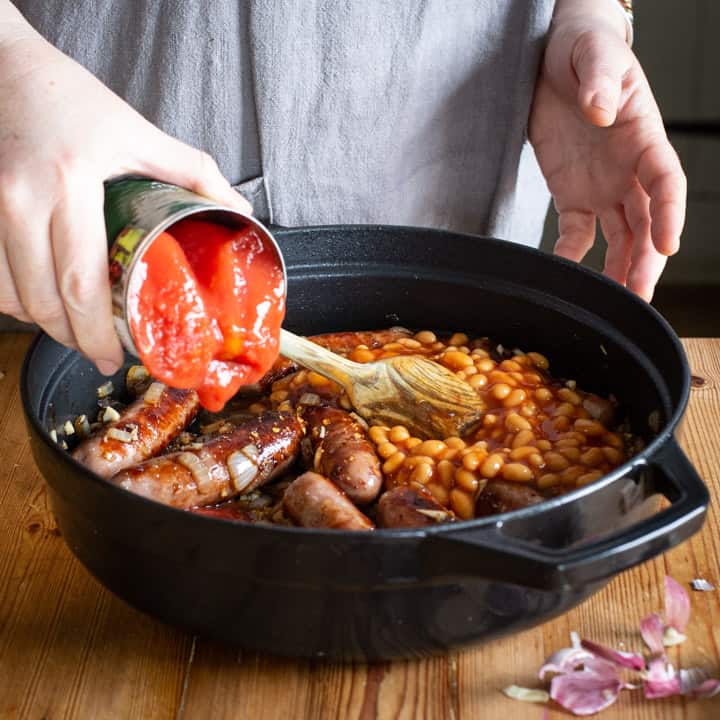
[4,0,554,331]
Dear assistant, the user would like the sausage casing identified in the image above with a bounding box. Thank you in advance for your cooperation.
[111,412,303,509]
[283,471,374,530]
[71,384,200,479]
[302,405,383,504]
[474,480,544,516]
[377,486,455,528]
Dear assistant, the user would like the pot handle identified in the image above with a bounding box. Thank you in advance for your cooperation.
[424,439,708,590]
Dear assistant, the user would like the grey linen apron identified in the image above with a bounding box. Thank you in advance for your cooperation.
[4,0,555,331]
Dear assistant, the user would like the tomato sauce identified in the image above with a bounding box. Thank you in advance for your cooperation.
[128,218,285,411]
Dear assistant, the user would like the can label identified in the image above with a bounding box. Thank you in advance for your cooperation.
[104,178,285,358]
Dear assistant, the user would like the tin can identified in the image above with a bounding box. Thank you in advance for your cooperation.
[104,178,286,356]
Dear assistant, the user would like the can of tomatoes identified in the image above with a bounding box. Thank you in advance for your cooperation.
[104,177,287,359]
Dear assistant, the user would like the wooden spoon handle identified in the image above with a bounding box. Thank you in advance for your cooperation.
[279,329,370,388]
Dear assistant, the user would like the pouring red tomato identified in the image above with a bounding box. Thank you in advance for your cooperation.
[127,218,285,411]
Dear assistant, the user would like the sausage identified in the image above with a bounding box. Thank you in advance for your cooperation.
[474,480,544,516]
[191,504,252,522]
[377,486,455,528]
[252,328,414,392]
[301,405,383,504]
[111,412,303,509]
[71,384,200,479]
[283,471,374,530]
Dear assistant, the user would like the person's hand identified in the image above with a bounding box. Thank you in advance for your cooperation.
[0,28,251,375]
[529,2,686,301]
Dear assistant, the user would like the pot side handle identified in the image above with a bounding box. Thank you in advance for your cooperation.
[424,440,708,591]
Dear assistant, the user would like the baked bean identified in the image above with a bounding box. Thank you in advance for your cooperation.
[483,414,498,427]
[527,352,549,370]
[398,337,422,349]
[553,416,572,432]
[414,330,437,344]
[446,437,467,450]
[413,439,447,458]
[524,372,543,385]
[377,442,398,459]
[270,390,289,403]
[500,360,523,373]
[554,402,577,417]
[308,371,331,387]
[476,358,495,373]
[406,437,423,450]
[535,388,553,403]
[462,366,478,377]
[389,425,411,443]
[555,438,580,449]
[603,446,623,464]
[350,348,376,363]
[560,447,581,462]
[404,455,434,469]
[469,374,488,389]
[449,333,469,346]
[604,432,624,448]
[528,453,544,467]
[369,426,390,444]
[491,383,512,401]
[480,453,505,478]
[560,466,585,485]
[502,463,534,482]
[410,463,434,485]
[427,482,450,505]
[463,451,486,472]
[544,452,569,471]
[580,447,605,467]
[504,389,527,407]
[574,419,605,436]
[537,473,560,489]
[509,446,537,461]
[512,429,535,448]
[383,451,406,474]
[519,403,537,417]
[471,348,489,358]
[437,460,455,488]
[339,395,353,409]
[536,439,552,451]
[443,350,474,370]
[455,468,480,493]
[577,470,603,486]
[439,447,459,461]
[488,370,515,385]
[509,372,525,384]
[450,488,475,519]
[557,388,582,405]
[505,413,532,432]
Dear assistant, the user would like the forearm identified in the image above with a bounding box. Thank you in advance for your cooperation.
[0,1,40,44]
[552,0,628,41]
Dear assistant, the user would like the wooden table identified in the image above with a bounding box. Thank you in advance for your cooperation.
[1,333,718,720]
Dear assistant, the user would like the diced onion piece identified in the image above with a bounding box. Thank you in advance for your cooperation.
[63,420,75,436]
[502,685,549,703]
[691,578,715,591]
[49,429,58,443]
[226,450,258,493]
[127,365,151,396]
[143,381,166,406]
[106,427,134,443]
[97,380,114,398]
[663,627,687,647]
[74,414,91,438]
[241,443,260,461]
[102,406,121,424]
[298,392,321,406]
[176,452,212,493]
[665,575,691,634]
[415,509,449,522]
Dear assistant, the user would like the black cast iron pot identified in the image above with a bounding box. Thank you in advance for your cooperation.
[21,225,709,661]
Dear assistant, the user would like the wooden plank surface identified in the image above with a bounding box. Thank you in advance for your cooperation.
[0,333,718,720]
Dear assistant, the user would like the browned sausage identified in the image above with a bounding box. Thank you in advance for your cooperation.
[72,383,200,479]
[301,405,383,504]
[283,471,374,530]
[377,486,456,528]
[191,504,252,522]
[474,480,544,516]
[111,412,303,509]
[253,328,414,392]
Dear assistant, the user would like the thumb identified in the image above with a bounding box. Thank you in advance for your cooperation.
[572,29,630,127]
[134,127,253,214]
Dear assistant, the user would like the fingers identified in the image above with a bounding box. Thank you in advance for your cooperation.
[137,128,253,214]
[50,177,124,375]
[1,184,79,349]
[571,29,631,127]
[624,185,666,301]
[600,206,633,286]
[554,209,596,263]
[0,233,31,323]
[636,140,686,256]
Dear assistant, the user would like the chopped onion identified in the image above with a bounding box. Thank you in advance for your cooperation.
[74,414,91,438]
[96,380,114,398]
[580,639,645,670]
[640,613,664,655]
[241,443,260,461]
[663,627,687,647]
[664,576,690,634]
[102,406,121,424]
[126,365,151,396]
[226,451,257,492]
[502,685,549,703]
[415,509,449,522]
[143,382,166,406]
[176,452,212,493]
[106,427,134,443]
[298,392,321,406]
[63,420,75,436]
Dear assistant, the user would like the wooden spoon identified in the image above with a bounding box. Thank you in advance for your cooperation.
[279,329,486,439]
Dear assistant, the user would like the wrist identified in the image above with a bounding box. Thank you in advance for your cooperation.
[552,0,630,45]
